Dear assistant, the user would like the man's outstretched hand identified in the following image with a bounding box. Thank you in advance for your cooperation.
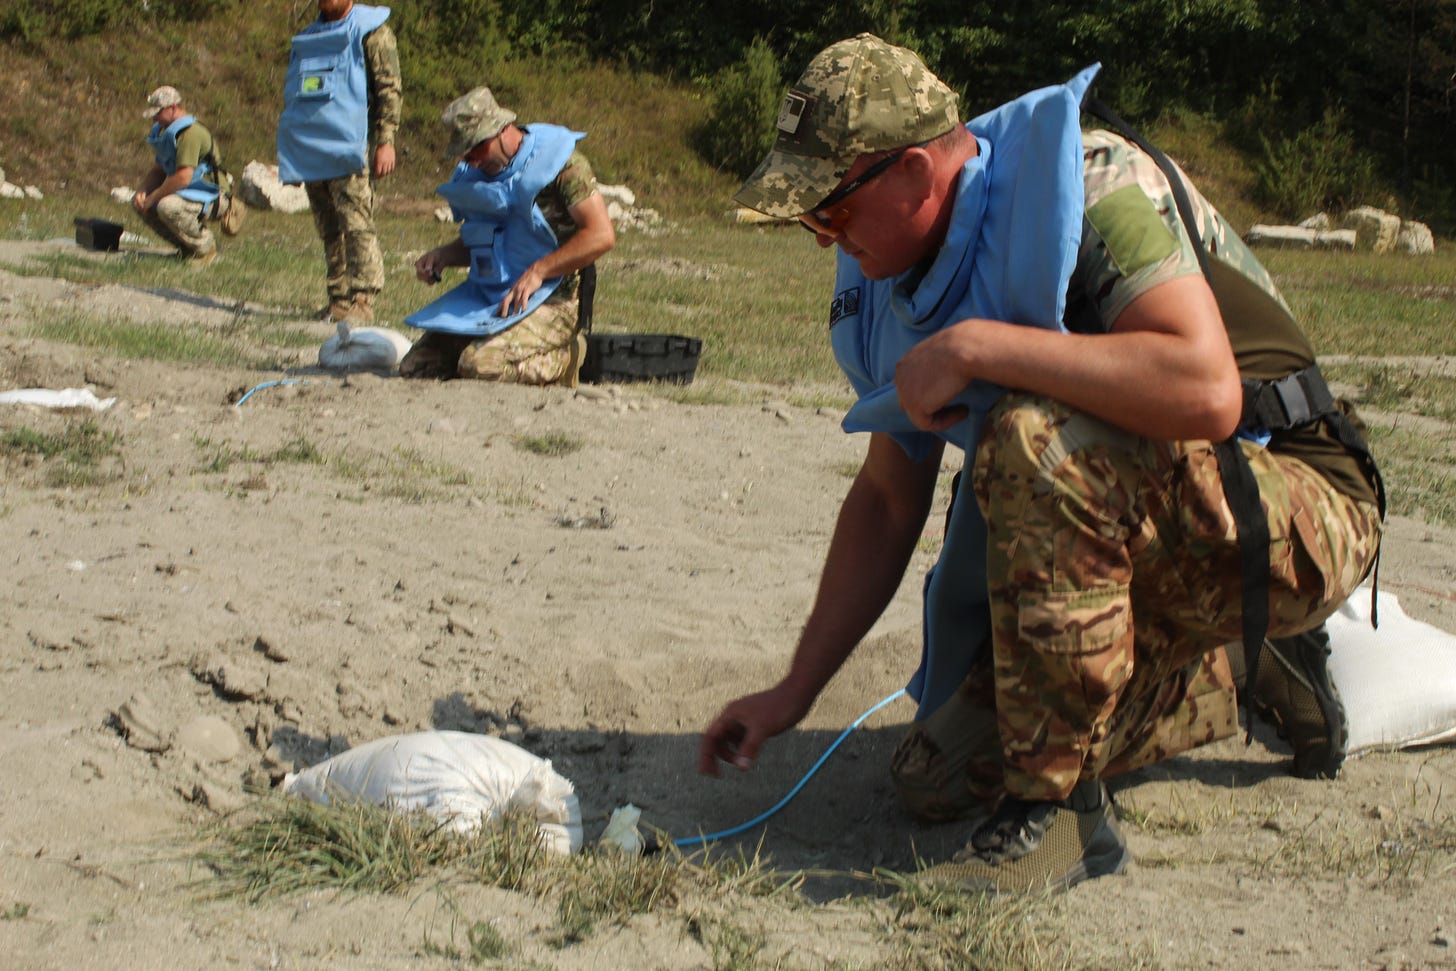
[698,684,811,777]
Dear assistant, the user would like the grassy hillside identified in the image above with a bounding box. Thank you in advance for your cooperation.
[0,0,1313,230]
[0,0,740,219]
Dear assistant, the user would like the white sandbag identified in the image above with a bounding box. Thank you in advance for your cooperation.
[1327,586,1456,755]
[282,730,582,854]
[318,321,413,372]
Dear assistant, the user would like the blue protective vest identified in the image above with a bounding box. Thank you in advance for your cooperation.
[277,4,390,184]
[147,115,219,207]
[405,124,585,336]
[830,65,1100,719]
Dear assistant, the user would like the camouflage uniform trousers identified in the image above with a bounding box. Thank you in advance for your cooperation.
[140,194,216,258]
[305,170,384,301]
[399,294,584,386]
[892,392,1382,821]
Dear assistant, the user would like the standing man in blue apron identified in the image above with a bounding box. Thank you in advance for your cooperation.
[133,85,226,264]
[278,0,401,324]
[398,86,615,385]
[698,34,1382,893]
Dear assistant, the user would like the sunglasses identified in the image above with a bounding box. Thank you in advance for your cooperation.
[799,147,908,234]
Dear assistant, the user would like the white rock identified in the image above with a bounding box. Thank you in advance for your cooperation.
[1396,220,1435,256]
[1343,205,1401,254]
[1297,212,1331,231]
[433,204,453,223]
[239,160,310,214]
[23,185,42,200]
[1314,229,1357,251]
[110,186,134,205]
[0,182,24,200]
[1245,225,1315,249]
[598,183,636,207]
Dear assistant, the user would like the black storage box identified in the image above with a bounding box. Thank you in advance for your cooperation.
[581,333,702,385]
[74,218,124,252]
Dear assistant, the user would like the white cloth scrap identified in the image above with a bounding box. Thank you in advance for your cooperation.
[0,388,116,411]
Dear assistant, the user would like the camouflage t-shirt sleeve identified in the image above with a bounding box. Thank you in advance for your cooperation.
[363,25,402,147]
[535,149,600,243]
[1069,129,1297,332]
[1068,129,1207,330]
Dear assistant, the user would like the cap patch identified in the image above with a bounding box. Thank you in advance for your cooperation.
[777,93,813,137]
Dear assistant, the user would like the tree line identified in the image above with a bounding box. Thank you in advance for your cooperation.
[6,0,1454,229]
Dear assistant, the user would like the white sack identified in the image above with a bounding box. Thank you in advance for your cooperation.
[1327,586,1456,755]
[283,731,582,854]
[318,321,413,372]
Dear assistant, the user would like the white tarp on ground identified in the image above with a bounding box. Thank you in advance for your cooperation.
[1329,586,1456,755]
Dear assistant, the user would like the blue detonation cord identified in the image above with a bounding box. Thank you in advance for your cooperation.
[234,378,306,407]
[672,687,907,850]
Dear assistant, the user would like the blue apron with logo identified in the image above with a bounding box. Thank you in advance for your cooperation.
[277,4,390,184]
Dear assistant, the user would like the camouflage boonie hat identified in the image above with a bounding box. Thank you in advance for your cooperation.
[733,33,960,218]
[442,87,517,158]
[142,85,183,119]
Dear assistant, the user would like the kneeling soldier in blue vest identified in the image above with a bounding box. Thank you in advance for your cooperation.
[133,85,225,264]
[399,87,616,386]
[699,34,1383,894]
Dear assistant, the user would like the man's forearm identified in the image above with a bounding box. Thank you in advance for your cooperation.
[781,438,939,704]
[143,168,196,208]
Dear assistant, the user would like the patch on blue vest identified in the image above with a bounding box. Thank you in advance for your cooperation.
[829,286,860,328]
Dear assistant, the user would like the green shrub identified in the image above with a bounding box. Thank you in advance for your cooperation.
[1254,107,1381,219]
[0,0,227,42]
[694,38,783,179]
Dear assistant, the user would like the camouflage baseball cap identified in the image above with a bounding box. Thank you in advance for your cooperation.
[141,85,183,119]
[442,87,517,158]
[733,34,960,218]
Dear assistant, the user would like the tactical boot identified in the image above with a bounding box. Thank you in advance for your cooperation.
[220,193,247,237]
[322,297,353,322]
[922,780,1128,894]
[346,291,377,324]
[1248,626,1348,779]
[399,331,472,380]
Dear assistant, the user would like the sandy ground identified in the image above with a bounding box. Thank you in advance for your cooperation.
[1,237,1454,970]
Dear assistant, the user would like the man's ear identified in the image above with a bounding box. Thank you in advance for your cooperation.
[898,147,937,203]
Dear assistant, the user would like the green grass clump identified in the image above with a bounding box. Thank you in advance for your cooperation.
[879,871,1086,971]
[22,314,296,370]
[194,796,549,902]
[1,420,122,488]
[513,430,584,457]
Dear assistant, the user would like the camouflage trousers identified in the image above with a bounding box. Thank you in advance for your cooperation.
[139,194,215,258]
[305,171,383,301]
[892,393,1382,820]
[398,296,584,386]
